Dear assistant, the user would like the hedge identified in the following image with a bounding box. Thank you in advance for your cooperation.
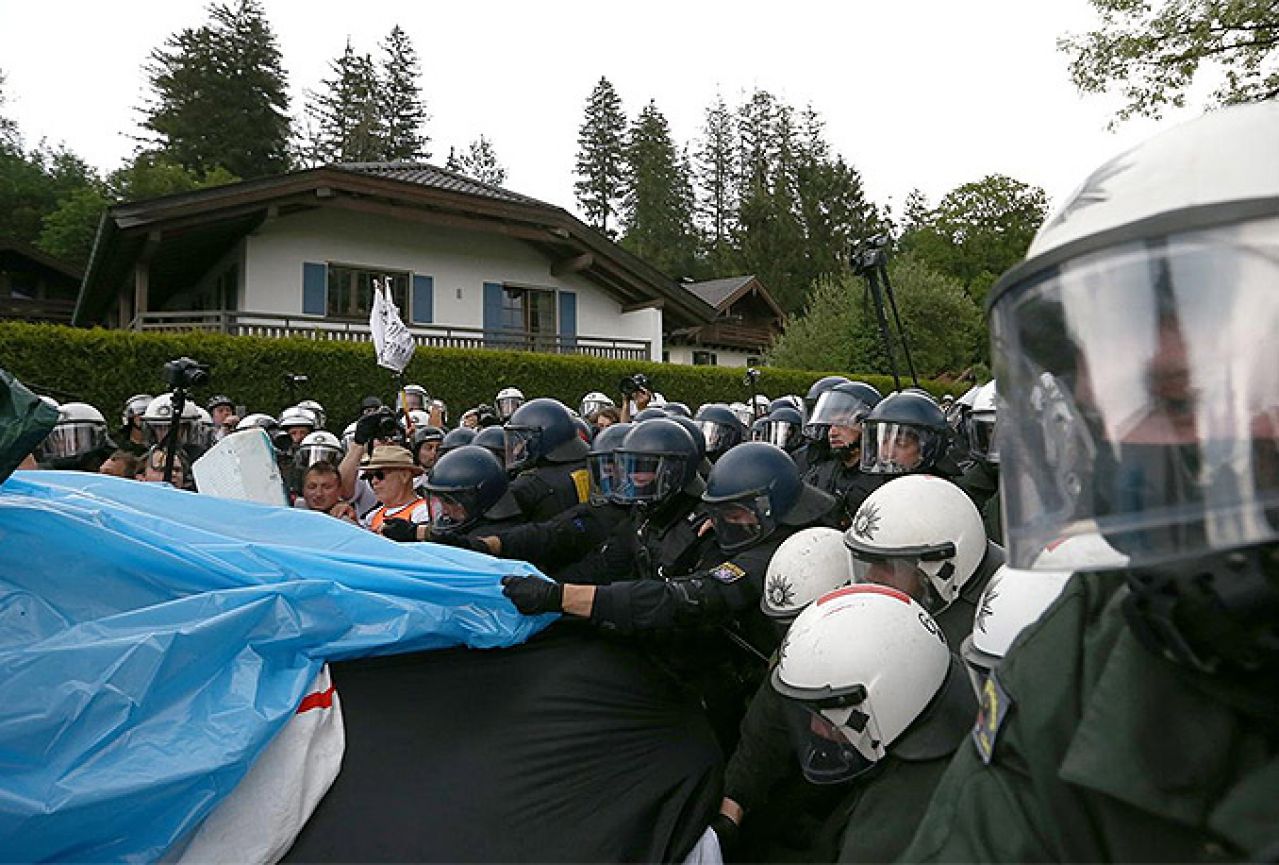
[0,322,953,431]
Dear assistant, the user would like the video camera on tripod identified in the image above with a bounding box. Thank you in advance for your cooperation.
[849,234,918,390]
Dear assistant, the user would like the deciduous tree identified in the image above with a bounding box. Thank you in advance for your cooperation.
[1060,0,1279,123]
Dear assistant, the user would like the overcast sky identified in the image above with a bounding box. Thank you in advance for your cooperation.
[0,0,1199,218]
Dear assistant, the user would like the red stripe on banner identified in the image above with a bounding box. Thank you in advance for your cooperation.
[817,584,912,605]
[297,685,337,714]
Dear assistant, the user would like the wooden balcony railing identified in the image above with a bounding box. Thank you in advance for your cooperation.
[129,310,651,361]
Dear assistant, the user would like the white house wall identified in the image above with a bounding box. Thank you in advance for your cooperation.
[242,208,658,351]
[665,344,759,367]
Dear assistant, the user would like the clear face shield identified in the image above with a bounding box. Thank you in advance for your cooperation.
[612,452,682,504]
[967,412,999,464]
[697,420,736,456]
[581,397,611,417]
[41,422,105,460]
[496,396,524,420]
[503,426,540,472]
[426,491,479,531]
[777,691,886,785]
[294,443,342,470]
[806,391,873,440]
[848,552,953,612]
[992,219,1279,570]
[860,421,940,475]
[143,418,192,448]
[707,495,776,552]
[763,419,800,450]
[587,451,625,504]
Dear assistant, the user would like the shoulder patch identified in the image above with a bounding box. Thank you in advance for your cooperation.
[971,670,1013,765]
[709,561,747,584]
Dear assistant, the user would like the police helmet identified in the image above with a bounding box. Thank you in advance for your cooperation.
[423,445,518,531]
[612,419,701,505]
[805,375,852,416]
[438,426,476,457]
[859,391,949,476]
[693,403,748,462]
[702,442,835,552]
[504,398,588,471]
[760,405,804,452]
[43,402,108,460]
[495,387,525,421]
[471,424,507,463]
[294,430,343,469]
[587,421,633,504]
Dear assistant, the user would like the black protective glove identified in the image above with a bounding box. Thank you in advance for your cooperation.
[380,519,420,543]
[431,530,490,554]
[500,575,563,614]
[710,813,740,859]
[353,411,387,446]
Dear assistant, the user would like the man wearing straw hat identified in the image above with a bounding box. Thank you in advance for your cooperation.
[359,445,428,534]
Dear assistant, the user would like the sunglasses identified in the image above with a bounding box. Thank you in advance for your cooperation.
[362,469,387,481]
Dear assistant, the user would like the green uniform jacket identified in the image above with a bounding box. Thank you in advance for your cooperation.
[902,571,1279,863]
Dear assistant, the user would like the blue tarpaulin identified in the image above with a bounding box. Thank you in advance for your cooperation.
[0,471,554,863]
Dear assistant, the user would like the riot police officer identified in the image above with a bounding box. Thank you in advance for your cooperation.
[904,101,1279,863]
[503,398,591,521]
[803,381,884,528]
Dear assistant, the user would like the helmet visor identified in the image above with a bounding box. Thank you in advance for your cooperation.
[807,390,874,436]
[503,426,539,472]
[696,420,737,455]
[42,423,102,459]
[849,555,944,612]
[967,413,999,464]
[581,397,611,417]
[613,452,681,503]
[588,451,624,503]
[426,491,478,531]
[860,421,940,475]
[707,495,776,552]
[763,420,800,449]
[294,443,342,468]
[496,396,524,419]
[778,696,882,785]
[991,220,1279,569]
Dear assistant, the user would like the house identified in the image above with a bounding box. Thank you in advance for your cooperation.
[663,275,784,367]
[1,242,83,326]
[73,163,715,361]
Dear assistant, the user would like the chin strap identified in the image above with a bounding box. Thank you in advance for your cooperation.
[1122,545,1279,674]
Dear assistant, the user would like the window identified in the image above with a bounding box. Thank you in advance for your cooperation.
[500,285,556,342]
[693,350,718,366]
[327,265,410,320]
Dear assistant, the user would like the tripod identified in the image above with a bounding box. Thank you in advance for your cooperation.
[851,235,918,391]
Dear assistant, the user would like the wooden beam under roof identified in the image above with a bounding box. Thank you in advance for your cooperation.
[550,252,593,277]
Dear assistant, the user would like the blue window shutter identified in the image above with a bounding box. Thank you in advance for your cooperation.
[302,262,327,315]
[411,275,433,324]
[483,282,504,347]
[558,292,577,350]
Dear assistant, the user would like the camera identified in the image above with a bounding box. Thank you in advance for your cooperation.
[743,367,761,386]
[366,407,402,442]
[283,373,309,387]
[850,234,891,275]
[619,373,652,397]
[163,357,210,390]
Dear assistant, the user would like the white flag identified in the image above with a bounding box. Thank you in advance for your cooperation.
[369,278,416,373]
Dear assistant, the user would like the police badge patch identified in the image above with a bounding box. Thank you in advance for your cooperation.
[851,501,881,540]
[710,562,747,584]
[766,573,796,609]
[971,670,1013,765]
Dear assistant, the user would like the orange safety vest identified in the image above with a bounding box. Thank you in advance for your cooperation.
[369,497,428,532]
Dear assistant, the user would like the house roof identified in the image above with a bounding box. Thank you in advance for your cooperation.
[0,241,83,282]
[74,163,716,329]
[681,275,785,320]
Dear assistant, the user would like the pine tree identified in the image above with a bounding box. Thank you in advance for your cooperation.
[619,100,697,278]
[446,135,507,185]
[140,0,291,179]
[0,70,19,153]
[306,41,383,163]
[573,77,627,235]
[692,93,737,271]
[378,25,430,160]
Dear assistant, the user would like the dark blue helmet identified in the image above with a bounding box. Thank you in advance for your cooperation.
[860,391,948,475]
[702,442,834,552]
[587,421,633,504]
[693,403,749,462]
[471,425,507,463]
[423,445,514,531]
[504,398,588,470]
[439,426,476,457]
[613,419,701,505]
